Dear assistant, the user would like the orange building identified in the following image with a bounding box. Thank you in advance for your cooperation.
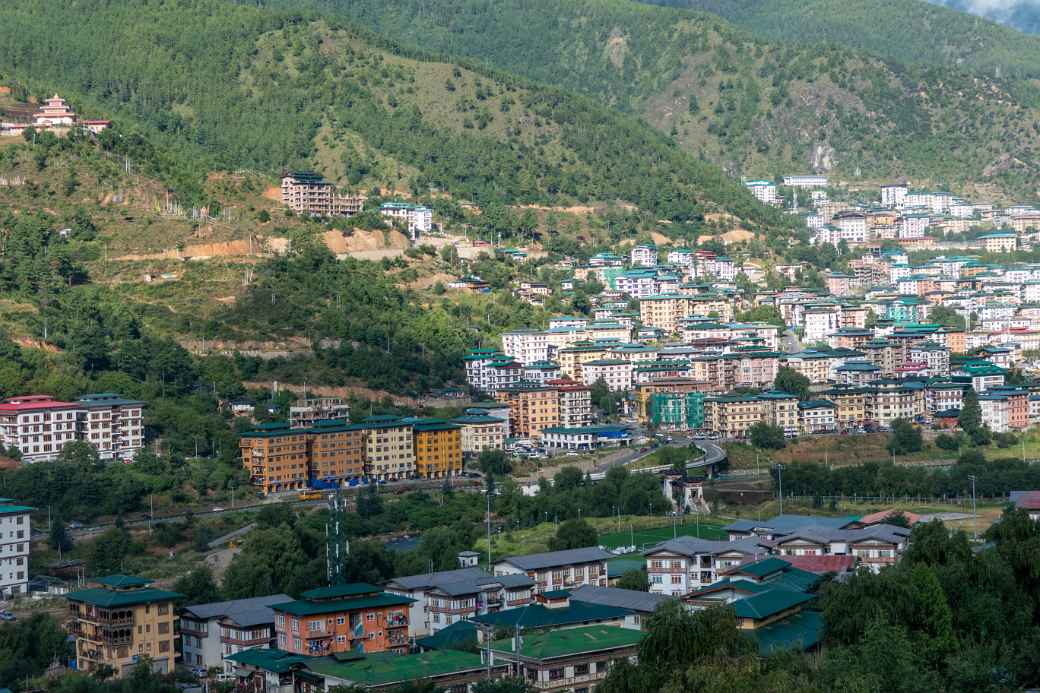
[272,583,413,656]
[308,419,367,483]
[240,423,311,495]
[410,419,463,479]
[495,385,560,439]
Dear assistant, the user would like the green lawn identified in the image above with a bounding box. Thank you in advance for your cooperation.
[598,518,727,551]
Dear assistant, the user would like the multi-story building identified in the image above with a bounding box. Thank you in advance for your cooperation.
[745,180,778,205]
[281,171,364,217]
[644,537,766,596]
[551,380,593,428]
[180,594,290,675]
[495,385,560,439]
[409,419,463,479]
[240,423,311,495]
[451,415,508,455]
[308,419,367,484]
[385,568,534,637]
[703,394,765,439]
[272,583,413,656]
[464,349,503,393]
[0,499,31,597]
[798,400,838,434]
[0,395,83,463]
[77,393,145,462]
[645,391,706,432]
[580,359,633,392]
[361,417,416,481]
[629,244,658,268]
[502,330,551,366]
[67,575,182,678]
[760,391,800,437]
[289,397,350,429]
[494,547,613,594]
[379,202,432,240]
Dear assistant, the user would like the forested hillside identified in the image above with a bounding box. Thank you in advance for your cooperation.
[929,0,1040,35]
[314,0,1040,197]
[0,0,792,228]
[646,0,1040,82]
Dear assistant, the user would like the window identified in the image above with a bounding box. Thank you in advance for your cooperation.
[575,663,590,676]
[549,668,565,681]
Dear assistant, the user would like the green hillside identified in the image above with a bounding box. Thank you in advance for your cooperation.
[314,0,1040,198]
[646,0,1040,83]
[0,0,793,229]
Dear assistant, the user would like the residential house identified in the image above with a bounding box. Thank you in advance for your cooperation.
[493,547,613,594]
[180,594,290,675]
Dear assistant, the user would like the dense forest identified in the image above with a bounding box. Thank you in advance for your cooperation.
[644,0,1040,82]
[0,0,793,228]
[306,0,1040,196]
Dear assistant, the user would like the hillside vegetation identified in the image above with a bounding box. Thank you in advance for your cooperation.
[0,0,792,229]
[317,0,1040,198]
[647,0,1040,82]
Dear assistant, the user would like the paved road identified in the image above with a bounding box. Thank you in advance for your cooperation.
[782,328,803,353]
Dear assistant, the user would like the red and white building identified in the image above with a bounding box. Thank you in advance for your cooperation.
[0,95,110,138]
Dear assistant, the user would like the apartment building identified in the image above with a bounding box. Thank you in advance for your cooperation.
[495,385,560,439]
[638,294,692,334]
[703,394,766,439]
[580,359,633,392]
[240,423,311,495]
[551,380,593,428]
[67,575,182,678]
[385,567,534,636]
[798,400,838,434]
[451,414,508,455]
[308,419,367,483]
[77,393,145,461]
[556,342,617,381]
[361,418,416,481]
[0,500,31,597]
[272,583,413,656]
[409,419,463,479]
[464,349,503,393]
[645,537,767,596]
[0,395,83,463]
[493,547,613,594]
[643,391,706,432]
[867,381,925,427]
[502,330,551,365]
[180,594,289,675]
[760,391,801,436]
[824,387,869,428]
[379,202,432,240]
[771,525,910,573]
[281,171,364,217]
[629,244,658,267]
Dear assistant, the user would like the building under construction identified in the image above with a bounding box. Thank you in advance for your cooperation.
[280,171,364,218]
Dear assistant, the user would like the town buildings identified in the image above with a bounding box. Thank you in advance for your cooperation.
[66,575,182,678]
[494,547,613,594]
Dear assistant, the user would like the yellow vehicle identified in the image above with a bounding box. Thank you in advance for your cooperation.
[298,490,323,501]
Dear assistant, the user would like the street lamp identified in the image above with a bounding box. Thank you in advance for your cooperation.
[967,474,978,541]
[775,464,785,515]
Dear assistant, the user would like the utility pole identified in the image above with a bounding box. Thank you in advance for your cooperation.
[486,488,492,568]
[968,474,978,541]
[776,464,785,515]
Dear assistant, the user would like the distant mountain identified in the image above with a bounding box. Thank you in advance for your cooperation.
[298,0,1040,199]
[928,0,1040,35]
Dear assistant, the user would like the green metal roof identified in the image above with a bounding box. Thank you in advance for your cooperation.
[272,593,414,617]
[471,601,630,630]
[415,620,479,652]
[308,650,487,685]
[94,574,151,589]
[731,558,789,578]
[752,610,824,655]
[732,589,814,620]
[225,648,313,673]
[301,583,382,600]
[66,587,183,608]
[490,625,644,661]
[0,503,33,515]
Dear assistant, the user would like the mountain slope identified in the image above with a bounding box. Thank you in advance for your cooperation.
[298,0,1040,197]
[645,0,1040,81]
[0,0,791,229]
[928,0,1040,35]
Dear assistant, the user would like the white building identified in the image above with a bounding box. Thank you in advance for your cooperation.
[783,175,828,188]
[629,245,658,268]
[180,595,289,675]
[881,183,908,208]
[833,212,868,244]
[581,359,633,392]
[77,393,145,462]
[501,330,551,365]
[380,202,433,240]
[645,537,767,597]
[0,500,31,597]
[802,309,842,344]
[899,213,929,239]
[745,180,778,205]
[493,547,613,594]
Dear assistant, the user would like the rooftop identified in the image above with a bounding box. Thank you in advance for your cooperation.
[307,650,487,686]
[67,587,183,608]
[490,625,644,661]
[181,594,291,627]
[732,589,814,620]
[498,546,613,571]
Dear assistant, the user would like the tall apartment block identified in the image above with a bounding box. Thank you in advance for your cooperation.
[78,393,145,461]
[280,172,364,218]
[0,499,31,597]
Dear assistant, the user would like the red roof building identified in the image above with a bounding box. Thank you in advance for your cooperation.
[781,555,856,575]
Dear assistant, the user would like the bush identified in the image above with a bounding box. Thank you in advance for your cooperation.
[935,433,961,451]
[749,422,786,450]
[994,432,1018,449]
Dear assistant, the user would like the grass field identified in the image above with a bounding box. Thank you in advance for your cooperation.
[598,519,727,550]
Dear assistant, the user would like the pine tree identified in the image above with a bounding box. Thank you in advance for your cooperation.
[959,388,982,435]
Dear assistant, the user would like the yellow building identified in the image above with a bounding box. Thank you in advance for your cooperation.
[67,575,181,678]
[704,394,766,439]
[411,419,463,479]
[361,417,416,480]
[638,294,691,334]
[557,342,616,380]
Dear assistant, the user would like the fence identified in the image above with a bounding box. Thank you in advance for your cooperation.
[777,493,1013,508]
